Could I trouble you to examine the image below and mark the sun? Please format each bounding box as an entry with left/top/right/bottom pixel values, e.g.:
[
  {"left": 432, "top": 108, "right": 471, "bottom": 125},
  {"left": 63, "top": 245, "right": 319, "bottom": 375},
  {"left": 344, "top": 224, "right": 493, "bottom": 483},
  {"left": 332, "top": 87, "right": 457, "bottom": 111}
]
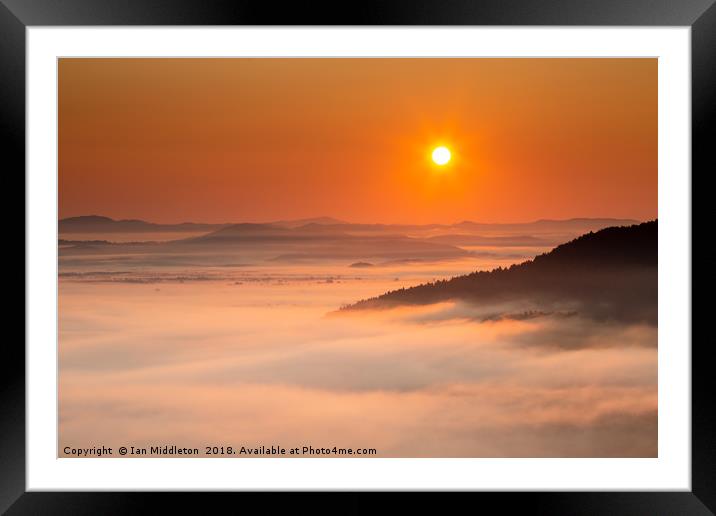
[{"left": 432, "top": 146, "right": 451, "bottom": 166}]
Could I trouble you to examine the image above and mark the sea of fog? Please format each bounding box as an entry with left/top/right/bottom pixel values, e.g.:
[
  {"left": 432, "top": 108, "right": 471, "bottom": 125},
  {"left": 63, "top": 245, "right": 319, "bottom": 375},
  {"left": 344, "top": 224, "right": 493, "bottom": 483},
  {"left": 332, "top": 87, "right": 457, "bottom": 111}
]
[{"left": 59, "top": 254, "right": 657, "bottom": 457}]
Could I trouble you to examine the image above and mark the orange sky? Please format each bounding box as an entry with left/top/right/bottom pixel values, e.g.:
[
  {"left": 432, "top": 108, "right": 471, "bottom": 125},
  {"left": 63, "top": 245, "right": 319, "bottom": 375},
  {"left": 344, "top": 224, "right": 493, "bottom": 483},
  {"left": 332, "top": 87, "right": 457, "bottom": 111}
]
[{"left": 59, "top": 58, "right": 657, "bottom": 224}]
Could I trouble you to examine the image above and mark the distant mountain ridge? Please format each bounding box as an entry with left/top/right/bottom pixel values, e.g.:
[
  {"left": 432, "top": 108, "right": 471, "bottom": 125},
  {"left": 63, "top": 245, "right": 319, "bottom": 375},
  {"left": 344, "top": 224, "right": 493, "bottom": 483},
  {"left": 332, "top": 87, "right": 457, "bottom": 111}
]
[
  {"left": 59, "top": 215, "right": 229, "bottom": 233},
  {"left": 58, "top": 217, "right": 470, "bottom": 265},
  {"left": 269, "top": 217, "right": 347, "bottom": 228},
  {"left": 60, "top": 215, "right": 640, "bottom": 237},
  {"left": 453, "top": 218, "right": 640, "bottom": 233},
  {"left": 190, "top": 222, "right": 350, "bottom": 242},
  {"left": 342, "top": 221, "right": 657, "bottom": 324},
  {"left": 59, "top": 216, "right": 654, "bottom": 288}
]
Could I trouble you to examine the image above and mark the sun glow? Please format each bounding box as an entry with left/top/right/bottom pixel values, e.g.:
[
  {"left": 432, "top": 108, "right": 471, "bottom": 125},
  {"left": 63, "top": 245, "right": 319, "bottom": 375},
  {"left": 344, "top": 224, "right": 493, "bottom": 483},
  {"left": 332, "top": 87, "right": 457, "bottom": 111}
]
[{"left": 432, "top": 146, "right": 451, "bottom": 166}]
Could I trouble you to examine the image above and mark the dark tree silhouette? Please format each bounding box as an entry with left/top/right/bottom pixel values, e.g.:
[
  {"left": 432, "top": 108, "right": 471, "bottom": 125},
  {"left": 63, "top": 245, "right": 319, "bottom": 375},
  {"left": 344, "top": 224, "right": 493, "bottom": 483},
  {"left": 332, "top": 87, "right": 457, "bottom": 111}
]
[{"left": 342, "top": 221, "right": 658, "bottom": 325}]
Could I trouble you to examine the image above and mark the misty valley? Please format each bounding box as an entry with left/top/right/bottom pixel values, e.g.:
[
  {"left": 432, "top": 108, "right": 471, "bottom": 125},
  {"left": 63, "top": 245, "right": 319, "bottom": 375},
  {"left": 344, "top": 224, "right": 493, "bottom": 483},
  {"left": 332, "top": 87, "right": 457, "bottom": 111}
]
[{"left": 59, "top": 216, "right": 657, "bottom": 457}]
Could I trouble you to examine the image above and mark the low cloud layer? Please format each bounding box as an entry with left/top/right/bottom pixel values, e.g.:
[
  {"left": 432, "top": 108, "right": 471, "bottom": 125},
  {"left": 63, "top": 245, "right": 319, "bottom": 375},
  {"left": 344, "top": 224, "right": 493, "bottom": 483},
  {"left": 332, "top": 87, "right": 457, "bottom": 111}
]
[{"left": 60, "top": 263, "right": 657, "bottom": 457}]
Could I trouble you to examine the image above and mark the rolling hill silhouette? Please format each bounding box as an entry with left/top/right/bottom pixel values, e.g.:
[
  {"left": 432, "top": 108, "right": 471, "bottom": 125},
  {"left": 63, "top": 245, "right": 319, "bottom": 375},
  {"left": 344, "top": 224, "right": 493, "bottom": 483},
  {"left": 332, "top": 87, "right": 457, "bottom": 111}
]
[
  {"left": 58, "top": 219, "right": 470, "bottom": 265},
  {"left": 59, "top": 215, "right": 228, "bottom": 233},
  {"left": 269, "top": 216, "right": 347, "bottom": 228},
  {"left": 58, "top": 215, "right": 648, "bottom": 269},
  {"left": 342, "top": 221, "right": 657, "bottom": 324},
  {"left": 60, "top": 215, "right": 637, "bottom": 242},
  {"left": 179, "top": 222, "right": 469, "bottom": 262},
  {"left": 453, "top": 217, "right": 639, "bottom": 233}
]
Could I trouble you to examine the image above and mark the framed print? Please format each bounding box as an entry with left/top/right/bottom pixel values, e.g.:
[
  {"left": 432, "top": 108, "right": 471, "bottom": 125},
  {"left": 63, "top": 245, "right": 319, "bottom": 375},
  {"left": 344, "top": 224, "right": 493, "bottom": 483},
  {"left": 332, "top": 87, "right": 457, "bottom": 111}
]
[{"left": 4, "top": 0, "right": 713, "bottom": 513}]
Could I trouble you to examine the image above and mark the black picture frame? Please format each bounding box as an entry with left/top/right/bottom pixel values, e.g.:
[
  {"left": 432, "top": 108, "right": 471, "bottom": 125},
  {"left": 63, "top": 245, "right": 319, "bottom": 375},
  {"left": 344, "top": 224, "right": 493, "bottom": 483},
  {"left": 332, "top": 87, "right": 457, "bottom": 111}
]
[{"left": 4, "top": 1, "right": 712, "bottom": 513}]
